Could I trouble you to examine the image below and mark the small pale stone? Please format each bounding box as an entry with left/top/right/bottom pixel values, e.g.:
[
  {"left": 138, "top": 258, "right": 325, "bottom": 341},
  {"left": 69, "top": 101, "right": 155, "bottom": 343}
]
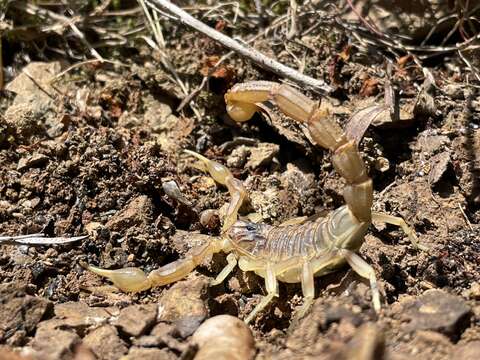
[
  {"left": 115, "top": 304, "right": 157, "bottom": 337},
  {"left": 83, "top": 325, "right": 127, "bottom": 360},
  {"left": 158, "top": 277, "right": 208, "bottom": 323},
  {"left": 402, "top": 289, "right": 471, "bottom": 339},
  {"left": 124, "top": 347, "right": 176, "bottom": 360},
  {"left": 192, "top": 315, "right": 255, "bottom": 360}
]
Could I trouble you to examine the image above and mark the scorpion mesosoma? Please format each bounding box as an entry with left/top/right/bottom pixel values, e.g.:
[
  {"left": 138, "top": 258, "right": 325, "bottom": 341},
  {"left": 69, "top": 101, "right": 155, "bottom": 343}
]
[{"left": 87, "top": 81, "right": 425, "bottom": 324}]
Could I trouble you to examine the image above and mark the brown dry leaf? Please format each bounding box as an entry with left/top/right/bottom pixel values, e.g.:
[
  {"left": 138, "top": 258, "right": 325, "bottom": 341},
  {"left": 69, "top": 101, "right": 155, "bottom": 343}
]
[
  {"left": 200, "top": 56, "right": 235, "bottom": 81},
  {"left": 397, "top": 54, "right": 413, "bottom": 68},
  {"left": 359, "top": 77, "right": 380, "bottom": 97}
]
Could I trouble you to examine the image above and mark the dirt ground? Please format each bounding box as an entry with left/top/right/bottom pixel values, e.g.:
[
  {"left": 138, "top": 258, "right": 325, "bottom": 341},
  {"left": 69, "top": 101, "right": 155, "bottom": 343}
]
[{"left": 1, "top": 2, "right": 480, "bottom": 360}]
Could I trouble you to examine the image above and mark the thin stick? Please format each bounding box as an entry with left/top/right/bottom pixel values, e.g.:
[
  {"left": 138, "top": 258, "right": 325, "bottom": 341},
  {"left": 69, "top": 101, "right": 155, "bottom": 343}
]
[
  {"left": 0, "top": 36, "right": 3, "bottom": 90},
  {"left": 146, "top": 0, "right": 333, "bottom": 95},
  {"left": 458, "top": 202, "right": 474, "bottom": 231}
]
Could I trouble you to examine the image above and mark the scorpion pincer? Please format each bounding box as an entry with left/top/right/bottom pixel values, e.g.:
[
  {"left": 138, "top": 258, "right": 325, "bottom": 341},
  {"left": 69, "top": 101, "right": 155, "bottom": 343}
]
[{"left": 86, "top": 81, "right": 426, "bottom": 324}]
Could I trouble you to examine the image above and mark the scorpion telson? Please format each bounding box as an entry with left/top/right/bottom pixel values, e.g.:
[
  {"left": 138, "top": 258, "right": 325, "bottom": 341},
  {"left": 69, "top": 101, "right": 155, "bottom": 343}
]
[{"left": 86, "top": 81, "right": 427, "bottom": 324}]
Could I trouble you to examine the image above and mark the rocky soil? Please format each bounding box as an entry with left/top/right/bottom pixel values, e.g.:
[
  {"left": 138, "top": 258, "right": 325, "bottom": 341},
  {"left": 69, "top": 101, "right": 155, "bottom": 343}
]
[{"left": 1, "top": 2, "right": 480, "bottom": 359}]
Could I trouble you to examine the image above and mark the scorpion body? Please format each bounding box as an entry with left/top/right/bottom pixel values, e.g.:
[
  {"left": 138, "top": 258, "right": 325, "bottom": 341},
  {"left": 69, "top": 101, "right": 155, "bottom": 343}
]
[{"left": 87, "top": 81, "right": 424, "bottom": 324}]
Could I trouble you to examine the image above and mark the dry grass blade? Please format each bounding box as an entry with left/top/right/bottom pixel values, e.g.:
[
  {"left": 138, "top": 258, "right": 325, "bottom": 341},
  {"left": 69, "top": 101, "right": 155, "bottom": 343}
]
[
  {"left": 345, "top": 105, "right": 388, "bottom": 145},
  {"left": 0, "top": 233, "right": 88, "bottom": 246}
]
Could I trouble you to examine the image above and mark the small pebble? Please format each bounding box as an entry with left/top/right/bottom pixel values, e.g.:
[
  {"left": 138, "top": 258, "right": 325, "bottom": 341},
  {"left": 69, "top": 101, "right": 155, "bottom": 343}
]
[{"left": 192, "top": 315, "right": 255, "bottom": 360}]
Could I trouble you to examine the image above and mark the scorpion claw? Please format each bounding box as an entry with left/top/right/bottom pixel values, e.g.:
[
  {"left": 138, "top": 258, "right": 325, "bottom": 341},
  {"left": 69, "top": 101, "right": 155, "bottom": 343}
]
[{"left": 83, "top": 263, "right": 151, "bottom": 293}]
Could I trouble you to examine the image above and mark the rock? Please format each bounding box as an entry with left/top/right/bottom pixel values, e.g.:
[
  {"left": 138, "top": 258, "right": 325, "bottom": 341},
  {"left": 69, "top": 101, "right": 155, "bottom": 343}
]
[
  {"left": 226, "top": 145, "right": 249, "bottom": 168},
  {"left": 17, "top": 153, "right": 49, "bottom": 171},
  {"left": 416, "top": 132, "right": 450, "bottom": 155},
  {"left": 4, "top": 62, "right": 61, "bottom": 142},
  {"left": 141, "top": 95, "right": 194, "bottom": 152},
  {"left": 124, "top": 348, "right": 176, "bottom": 360},
  {"left": 83, "top": 325, "right": 127, "bottom": 360},
  {"left": 52, "top": 302, "right": 116, "bottom": 329},
  {"left": 343, "top": 323, "right": 385, "bottom": 360},
  {"left": 133, "top": 322, "right": 187, "bottom": 353},
  {"left": 143, "top": 98, "right": 173, "bottom": 133},
  {"left": 192, "top": 315, "right": 255, "bottom": 360},
  {"left": 462, "top": 282, "right": 480, "bottom": 300},
  {"left": 0, "top": 282, "right": 52, "bottom": 343},
  {"left": 32, "top": 327, "right": 80, "bottom": 360},
  {"left": 402, "top": 289, "right": 471, "bottom": 339},
  {"left": 172, "top": 316, "right": 204, "bottom": 338},
  {"left": 162, "top": 180, "right": 191, "bottom": 206},
  {"left": 106, "top": 195, "right": 153, "bottom": 231},
  {"left": 0, "top": 346, "right": 32, "bottom": 360},
  {"left": 428, "top": 151, "right": 451, "bottom": 186},
  {"left": 114, "top": 304, "right": 157, "bottom": 337},
  {"left": 245, "top": 142, "right": 279, "bottom": 169},
  {"left": 6, "top": 62, "right": 61, "bottom": 107},
  {"left": 158, "top": 277, "right": 208, "bottom": 323},
  {"left": 452, "top": 341, "right": 480, "bottom": 360}
]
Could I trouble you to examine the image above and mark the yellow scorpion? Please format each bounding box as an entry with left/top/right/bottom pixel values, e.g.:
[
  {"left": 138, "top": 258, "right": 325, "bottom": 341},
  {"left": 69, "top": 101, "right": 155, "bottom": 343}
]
[{"left": 87, "top": 81, "right": 425, "bottom": 324}]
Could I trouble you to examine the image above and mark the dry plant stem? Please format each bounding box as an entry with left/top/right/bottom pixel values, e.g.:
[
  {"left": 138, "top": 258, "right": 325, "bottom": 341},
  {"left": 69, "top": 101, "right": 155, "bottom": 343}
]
[
  {"left": 0, "top": 36, "right": 3, "bottom": 90},
  {"left": 287, "top": 0, "right": 299, "bottom": 40},
  {"left": 146, "top": 0, "right": 334, "bottom": 95}
]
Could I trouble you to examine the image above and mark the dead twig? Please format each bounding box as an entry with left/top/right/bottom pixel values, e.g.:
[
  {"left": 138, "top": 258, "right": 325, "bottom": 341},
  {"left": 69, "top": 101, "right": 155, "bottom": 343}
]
[
  {"left": 0, "top": 36, "right": 3, "bottom": 90},
  {"left": 458, "top": 202, "right": 474, "bottom": 231},
  {"left": 146, "top": 0, "right": 334, "bottom": 95}
]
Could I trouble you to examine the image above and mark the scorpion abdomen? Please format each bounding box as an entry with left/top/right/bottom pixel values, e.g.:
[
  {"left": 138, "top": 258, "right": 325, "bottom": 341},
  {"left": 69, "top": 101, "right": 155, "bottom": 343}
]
[{"left": 227, "top": 206, "right": 369, "bottom": 262}]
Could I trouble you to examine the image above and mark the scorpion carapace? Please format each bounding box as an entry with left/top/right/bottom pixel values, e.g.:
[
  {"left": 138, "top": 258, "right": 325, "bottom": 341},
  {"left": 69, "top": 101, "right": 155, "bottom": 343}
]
[{"left": 86, "top": 81, "right": 426, "bottom": 324}]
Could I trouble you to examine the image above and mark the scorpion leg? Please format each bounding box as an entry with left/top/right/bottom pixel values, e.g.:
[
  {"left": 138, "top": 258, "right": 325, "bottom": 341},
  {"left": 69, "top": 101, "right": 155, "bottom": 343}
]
[
  {"left": 245, "top": 263, "right": 278, "bottom": 324},
  {"left": 184, "top": 150, "right": 247, "bottom": 233},
  {"left": 297, "top": 261, "right": 315, "bottom": 319},
  {"left": 340, "top": 249, "right": 381, "bottom": 312},
  {"left": 211, "top": 253, "right": 237, "bottom": 286},
  {"left": 291, "top": 253, "right": 339, "bottom": 324},
  {"left": 86, "top": 239, "right": 223, "bottom": 292},
  {"left": 372, "top": 212, "right": 429, "bottom": 251}
]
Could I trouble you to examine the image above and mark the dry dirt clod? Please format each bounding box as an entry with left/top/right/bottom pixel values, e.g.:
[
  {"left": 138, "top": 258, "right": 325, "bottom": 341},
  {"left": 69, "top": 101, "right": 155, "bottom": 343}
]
[
  {"left": 342, "top": 323, "right": 385, "bottom": 360},
  {"left": 5, "top": 62, "right": 61, "bottom": 106},
  {"left": 17, "top": 153, "right": 49, "bottom": 171},
  {"left": 83, "top": 325, "right": 128, "bottom": 360},
  {"left": 245, "top": 142, "right": 280, "bottom": 169},
  {"left": 172, "top": 316, "right": 205, "bottom": 339},
  {"left": 122, "top": 347, "right": 177, "bottom": 360},
  {"left": 452, "top": 341, "right": 480, "bottom": 360},
  {"left": 157, "top": 277, "right": 208, "bottom": 323},
  {"left": 52, "top": 302, "right": 117, "bottom": 329},
  {"left": 192, "top": 315, "right": 255, "bottom": 360},
  {"left": 32, "top": 327, "right": 80, "bottom": 360},
  {"left": 114, "top": 304, "right": 158, "bottom": 338},
  {"left": 428, "top": 151, "right": 451, "bottom": 186},
  {"left": 0, "top": 283, "right": 52, "bottom": 344},
  {"left": 401, "top": 289, "right": 472, "bottom": 339},
  {"left": 105, "top": 195, "right": 154, "bottom": 232}
]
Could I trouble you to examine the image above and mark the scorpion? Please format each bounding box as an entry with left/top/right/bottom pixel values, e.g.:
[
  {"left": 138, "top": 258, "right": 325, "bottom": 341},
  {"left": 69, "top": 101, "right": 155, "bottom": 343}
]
[{"left": 86, "top": 81, "right": 425, "bottom": 324}]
